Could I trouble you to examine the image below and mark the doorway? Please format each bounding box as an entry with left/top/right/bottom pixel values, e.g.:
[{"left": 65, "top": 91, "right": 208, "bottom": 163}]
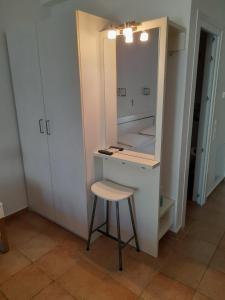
[{"left": 187, "top": 29, "right": 217, "bottom": 206}]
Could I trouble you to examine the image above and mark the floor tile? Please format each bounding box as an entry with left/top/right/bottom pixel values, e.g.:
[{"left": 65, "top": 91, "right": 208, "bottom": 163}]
[
  {"left": 189, "top": 207, "right": 225, "bottom": 229},
  {"left": 155, "top": 235, "right": 176, "bottom": 267},
  {"left": 160, "top": 252, "right": 206, "bottom": 288},
  {"left": 204, "top": 196, "right": 225, "bottom": 215},
  {"left": 192, "top": 292, "right": 212, "bottom": 300},
  {"left": 141, "top": 273, "right": 194, "bottom": 300},
  {"left": 2, "top": 180, "right": 225, "bottom": 300},
  {"left": 33, "top": 282, "right": 74, "bottom": 300},
  {"left": 186, "top": 219, "right": 225, "bottom": 245},
  {"left": 167, "top": 217, "right": 193, "bottom": 240},
  {"left": 61, "top": 236, "right": 86, "bottom": 255},
  {"left": 210, "top": 248, "right": 225, "bottom": 274},
  {"left": 80, "top": 236, "right": 119, "bottom": 272},
  {"left": 0, "top": 265, "right": 52, "bottom": 300},
  {"left": 17, "top": 233, "right": 58, "bottom": 261},
  {"left": 0, "top": 291, "right": 6, "bottom": 300},
  {"left": 110, "top": 253, "right": 159, "bottom": 295},
  {"left": 6, "top": 218, "right": 40, "bottom": 247},
  {"left": 35, "top": 245, "right": 78, "bottom": 279},
  {"left": 0, "top": 249, "right": 31, "bottom": 284},
  {"left": 81, "top": 236, "right": 159, "bottom": 295},
  {"left": 198, "top": 268, "right": 225, "bottom": 300},
  {"left": 16, "top": 211, "right": 53, "bottom": 232},
  {"left": 58, "top": 257, "right": 137, "bottom": 299},
  {"left": 218, "top": 233, "right": 225, "bottom": 250},
  {"left": 172, "top": 237, "right": 216, "bottom": 265},
  {"left": 41, "top": 222, "right": 75, "bottom": 243}
]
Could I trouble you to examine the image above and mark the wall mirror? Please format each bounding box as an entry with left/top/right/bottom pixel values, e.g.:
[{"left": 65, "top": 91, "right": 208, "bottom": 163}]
[
  {"left": 101, "top": 18, "right": 168, "bottom": 162},
  {"left": 116, "top": 28, "right": 159, "bottom": 157}
]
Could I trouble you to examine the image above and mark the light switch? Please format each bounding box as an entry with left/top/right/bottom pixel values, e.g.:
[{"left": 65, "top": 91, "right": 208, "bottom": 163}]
[{"left": 222, "top": 92, "right": 225, "bottom": 99}]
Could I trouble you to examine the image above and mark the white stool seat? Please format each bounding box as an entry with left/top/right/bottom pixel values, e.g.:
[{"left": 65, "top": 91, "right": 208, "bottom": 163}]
[{"left": 91, "top": 180, "right": 134, "bottom": 201}]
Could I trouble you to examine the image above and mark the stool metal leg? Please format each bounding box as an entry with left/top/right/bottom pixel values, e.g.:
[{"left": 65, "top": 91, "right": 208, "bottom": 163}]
[
  {"left": 116, "top": 202, "right": 123, "bottom": 271},
  {"left": 86, "top": 196, "right": 98, "bottom": 251},
  {"left": 106, "top": 200, "right": 109, "bottom": 235},
  {"left": 128, "top": 197, "right": 140, "bottom": 252}
]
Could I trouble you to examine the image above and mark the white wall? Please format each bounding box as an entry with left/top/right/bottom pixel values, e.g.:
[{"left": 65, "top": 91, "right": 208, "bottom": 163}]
[
  {"left": 179, "top": 0, "right": 225, "bottom": 226},
  {"left": 117, "top": 28, "right": 158, "bottom": 118},
  {"left": 0, "top": 0, "right": 191, "bottom": 222},
  {"left": 52, "top": 0, "right": 191, "bottom": 25}
]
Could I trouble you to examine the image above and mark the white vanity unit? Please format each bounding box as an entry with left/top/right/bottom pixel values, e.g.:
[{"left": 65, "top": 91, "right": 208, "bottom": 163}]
[
  {"left": 96, "top": 17, "right": 185, "bottom": 256},
  {"left": 95, "top": 151, "right": 162, "bottom": 256},
  {"left": 7, "top": 8, "right": 185, "bottom": 256},
  {"left": 94, "top": 151, "right": 174, "bottom": 257}
]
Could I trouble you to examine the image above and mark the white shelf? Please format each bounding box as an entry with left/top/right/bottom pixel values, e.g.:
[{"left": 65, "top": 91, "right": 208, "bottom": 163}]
[
  {"left": 158, "top": 197, "right": 174, "bottom": 240},
  {"left": 158, "top": 214, "right": 173, "bottom": 240},
  {"left": 159, "top": 197, "right": 174, "bottom": 218}
]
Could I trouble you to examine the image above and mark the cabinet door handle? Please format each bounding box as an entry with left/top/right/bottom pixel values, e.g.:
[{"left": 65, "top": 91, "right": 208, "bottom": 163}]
[
  {"left": 46, "top": 120, "right": 51, "bottom": 135},
  {"left": 39, "top": 119, "right": 45, "bottom": 134}
]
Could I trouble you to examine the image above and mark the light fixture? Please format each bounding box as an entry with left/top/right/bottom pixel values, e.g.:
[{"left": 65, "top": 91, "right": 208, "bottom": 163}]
[
  {"left": 107, "top": 21, "right": 142, "bottom": 44},
  {"left": 123, "top": 27, "right": 133, "bottom": 38},
  {"left": 107, "top": 28, "right": 117, "bottom": 40},
  {"left": 140, "top": 31, "right": 149, "bottom": 42},
  {"left": 125, "top": 35, "right": 133, "bottom": 43}
]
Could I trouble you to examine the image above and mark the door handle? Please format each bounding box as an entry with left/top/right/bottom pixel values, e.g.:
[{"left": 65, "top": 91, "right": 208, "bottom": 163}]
[
  {"left": 39, "top": 119, "right": 45, "bottom": 134},
  {"left": 46, "top": 120, "right": 51, "bottom": 135}
]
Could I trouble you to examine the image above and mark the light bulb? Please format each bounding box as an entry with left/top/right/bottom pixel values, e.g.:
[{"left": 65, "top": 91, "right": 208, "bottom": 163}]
[
  {"left": 125, "top": 34, "right": 133, "bottom": 43},
  {"left": 107, "top": 29, "right": 117, "bottom": 40},
  {"left": 140, "top": 31, "right": 149, "bottom": 42},
  {"left": 123, "top": 27, "right": 133, "bottom": 38}
]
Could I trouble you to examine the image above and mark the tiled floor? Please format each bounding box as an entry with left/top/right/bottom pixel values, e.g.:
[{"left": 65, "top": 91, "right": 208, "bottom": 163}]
[{"left": 1, "top": 182, "right": 225, "bottom": 299}]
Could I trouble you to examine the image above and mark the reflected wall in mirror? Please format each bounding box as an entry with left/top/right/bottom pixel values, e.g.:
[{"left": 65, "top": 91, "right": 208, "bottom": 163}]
[{"left": 116, "top": 28, "right": 159, "bottom": 156}]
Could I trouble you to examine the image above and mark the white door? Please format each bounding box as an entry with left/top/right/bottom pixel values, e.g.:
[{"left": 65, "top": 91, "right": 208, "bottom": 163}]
[
  {"left": 37, "top": 14, "right": 88, "bottom": 238},
  {"left": 193, "top": 32, "right": 217, "bottom": 205},
  {"left": 7, "top": 27, "right": 55, "bottom": 220}
]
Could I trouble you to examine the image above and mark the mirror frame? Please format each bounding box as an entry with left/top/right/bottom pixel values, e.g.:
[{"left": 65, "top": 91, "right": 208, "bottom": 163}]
[{"left": 100, "top": 17, "right": 168, "bottom": 162}]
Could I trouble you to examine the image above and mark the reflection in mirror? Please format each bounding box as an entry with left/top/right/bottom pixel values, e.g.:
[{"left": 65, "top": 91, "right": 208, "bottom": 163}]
[{"left": 116, "top": 28, "right": 159, "bottom": 156}]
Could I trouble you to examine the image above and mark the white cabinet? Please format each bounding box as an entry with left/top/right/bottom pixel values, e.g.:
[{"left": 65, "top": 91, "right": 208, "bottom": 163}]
[
  {"left": 7, "top": 26, "right": 55, "bottom": 221},
  {"left": 37, "top": 14, "right": 88, "bottom": 237},
  {"left": 7, "top": 15, "right": 88, "bottom": 236},
  {"left": 7, "top": 11, "right": 111, "bottom": 239}
]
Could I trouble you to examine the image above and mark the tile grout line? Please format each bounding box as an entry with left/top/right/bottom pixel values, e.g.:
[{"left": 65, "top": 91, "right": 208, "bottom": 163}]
[
  {"left": 192, "top": 227, "right": 225, "bottom": 298},
  {"left": 0, "top": 289, "right": 9, "bottom": 300}
]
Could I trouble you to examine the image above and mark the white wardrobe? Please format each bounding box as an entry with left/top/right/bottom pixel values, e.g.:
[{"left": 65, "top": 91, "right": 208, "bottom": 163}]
[{"left": 7, "top": 11, "right": 110, "bottom": 238}]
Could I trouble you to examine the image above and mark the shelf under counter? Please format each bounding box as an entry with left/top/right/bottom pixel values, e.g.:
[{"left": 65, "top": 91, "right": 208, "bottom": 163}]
[
  {"left": 159, "top": 197, "right": 174, "bottom": 218},
  {"left": 94, "top": 150, "right": 160, "bottom": 170},
  {"left": 158, "top": 197, "right": 174, "bottom": 240}
]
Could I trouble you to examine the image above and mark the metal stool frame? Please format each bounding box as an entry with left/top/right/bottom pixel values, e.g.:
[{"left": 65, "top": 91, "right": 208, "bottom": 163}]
[{"left": 86, "top": 195, "right": 140, "bottom": 271}]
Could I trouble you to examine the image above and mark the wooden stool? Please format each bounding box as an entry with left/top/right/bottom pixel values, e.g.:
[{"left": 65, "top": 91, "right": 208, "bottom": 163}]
[
  {"left": 0, "top": 203, "right": 9, "bottom": 253},
  {"left": 86, "top": 180, "right": 140, "bottom": 271}
]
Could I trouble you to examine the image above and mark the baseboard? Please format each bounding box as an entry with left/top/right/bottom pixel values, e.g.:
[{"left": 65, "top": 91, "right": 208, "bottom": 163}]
[{"left": 5, "top": 207, "right": 28, "bottom": 221}]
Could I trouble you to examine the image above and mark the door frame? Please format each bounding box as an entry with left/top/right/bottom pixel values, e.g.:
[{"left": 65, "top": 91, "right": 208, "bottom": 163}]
[
  {"left": 181, "top": 11, "right": 222, "bottom": 224},
  {"left": 193, "top": 29, "right": 219, "bottom": 206}
]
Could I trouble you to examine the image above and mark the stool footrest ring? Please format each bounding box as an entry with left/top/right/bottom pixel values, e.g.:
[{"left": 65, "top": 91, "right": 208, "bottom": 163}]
[
  {"left": 97, "top": 227, "right": 135, "bottom": 249},
  {"left": 91, "top": 221, "right": 107, "bottom": 234}
]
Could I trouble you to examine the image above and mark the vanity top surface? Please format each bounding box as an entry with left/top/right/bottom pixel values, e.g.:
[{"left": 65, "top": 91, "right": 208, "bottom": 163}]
[{"left": 94, "top": 151, "right": 160, "bottom": 169}]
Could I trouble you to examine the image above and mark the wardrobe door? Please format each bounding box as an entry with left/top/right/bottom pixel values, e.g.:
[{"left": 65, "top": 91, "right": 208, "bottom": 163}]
[
  {"left": 37, "top": 14, "right": 88, "bottom": 238},
  {"left": 7, "top": 26, "right": 54, "bottom": 220}
]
